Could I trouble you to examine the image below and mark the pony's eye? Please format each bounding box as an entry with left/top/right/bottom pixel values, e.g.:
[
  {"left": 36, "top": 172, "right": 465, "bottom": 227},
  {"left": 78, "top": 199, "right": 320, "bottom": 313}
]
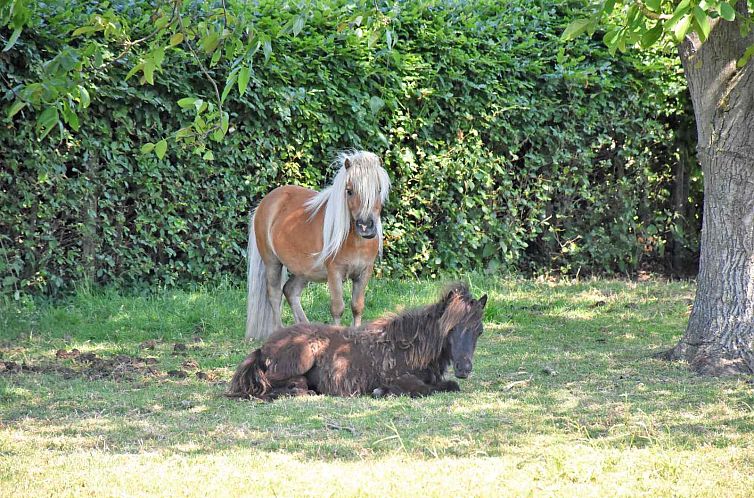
[{"left": 346, "top": 189, "right": 354, "bottom": 196}]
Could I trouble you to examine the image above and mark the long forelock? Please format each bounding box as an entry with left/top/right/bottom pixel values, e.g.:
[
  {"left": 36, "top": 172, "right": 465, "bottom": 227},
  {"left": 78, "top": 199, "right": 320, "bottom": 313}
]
[{"left": 304, "top": 151, "right": 390, "bottom": 265}]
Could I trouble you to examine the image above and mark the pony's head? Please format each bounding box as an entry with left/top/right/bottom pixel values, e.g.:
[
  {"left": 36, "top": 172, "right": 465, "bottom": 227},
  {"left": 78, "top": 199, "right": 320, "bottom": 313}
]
[
  {"left": 440, "top": 283, "right": 487, "bottom": 379},
  {"left": 305, "top": 151, "right": 391, "bottom": 265}
]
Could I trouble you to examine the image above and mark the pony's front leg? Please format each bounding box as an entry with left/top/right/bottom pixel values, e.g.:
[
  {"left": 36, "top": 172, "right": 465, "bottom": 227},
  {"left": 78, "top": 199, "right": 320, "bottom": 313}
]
[
  {"left": 283, "top": 274, "right": 310, "bottom": 323},
  {"left": 326, "top": 269, "right": 345, "bottom": 325},
  {"left": 372, "top": 374, "right": 435, "bottom": 398},
  {"left": 350, "top": 265, "right": 373, "bottom": 327}
]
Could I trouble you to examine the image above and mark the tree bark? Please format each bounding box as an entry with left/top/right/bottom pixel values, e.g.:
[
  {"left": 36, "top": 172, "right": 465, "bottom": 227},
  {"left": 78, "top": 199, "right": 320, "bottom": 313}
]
[{"left": 666, "top": 7, "right": 754, "bottom": 375}]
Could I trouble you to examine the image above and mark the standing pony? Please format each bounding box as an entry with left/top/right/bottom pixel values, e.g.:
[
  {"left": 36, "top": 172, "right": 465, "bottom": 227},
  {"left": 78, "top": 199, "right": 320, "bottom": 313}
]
[{"left": 246, "top": 151, "right": 390, "bottom": 339}]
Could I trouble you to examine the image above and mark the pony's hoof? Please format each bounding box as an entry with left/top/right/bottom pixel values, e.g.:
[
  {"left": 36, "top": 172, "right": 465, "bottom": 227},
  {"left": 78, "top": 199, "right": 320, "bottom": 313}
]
[{"left": 372, "top": 388, "right": 386, "bottom": 398}]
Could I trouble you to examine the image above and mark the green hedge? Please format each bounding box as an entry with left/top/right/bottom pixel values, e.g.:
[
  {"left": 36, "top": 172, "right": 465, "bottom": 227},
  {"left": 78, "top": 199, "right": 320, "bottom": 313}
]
[{"left": 0, "top": 0, "right": 699, "bottom": 296}]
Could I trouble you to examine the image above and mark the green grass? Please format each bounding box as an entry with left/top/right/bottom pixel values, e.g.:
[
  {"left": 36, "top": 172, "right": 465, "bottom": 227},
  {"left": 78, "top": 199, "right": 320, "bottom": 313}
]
[{"left": 2, "top": 276, "right": 754, "bottom": 497}]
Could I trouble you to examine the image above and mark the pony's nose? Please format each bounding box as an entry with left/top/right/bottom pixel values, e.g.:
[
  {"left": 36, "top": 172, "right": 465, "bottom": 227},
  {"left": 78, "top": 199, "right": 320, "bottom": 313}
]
[
  {"left": 355, "top": 218, "right": 377, "bottom": 238},
  {"left": 357, "top": 218, "right": 374, "bottom": 230},
  {"left": 454, "top": 360, "right": 472, "bottom": 378}
]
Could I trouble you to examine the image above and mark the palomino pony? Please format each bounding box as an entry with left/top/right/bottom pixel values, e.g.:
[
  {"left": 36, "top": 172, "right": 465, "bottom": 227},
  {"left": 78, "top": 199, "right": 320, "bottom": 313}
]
[
  {"left": 246, "top": 151, "right": 390, "bottom": 339},
  {"left": 228, "top": 282, "right": 487, "bottom": 400}
]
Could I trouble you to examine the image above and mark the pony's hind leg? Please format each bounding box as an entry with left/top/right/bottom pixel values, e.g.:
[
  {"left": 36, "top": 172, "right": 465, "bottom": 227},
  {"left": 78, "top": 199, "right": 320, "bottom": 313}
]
[
  {"left": 265, "top": 260, "right": 285, "bottom": 329},
  {"left": 283, "top": 274, "right": 310, "bottom": 323},
  {"left": 269, "top": 375, "right": 316, "bottom": 399}
]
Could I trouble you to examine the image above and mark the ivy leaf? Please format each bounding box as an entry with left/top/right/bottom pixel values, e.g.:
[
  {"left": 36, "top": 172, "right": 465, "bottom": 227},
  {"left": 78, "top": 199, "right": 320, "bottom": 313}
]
[
  {"left": 140, "top": 142, "right": 155, "bottom": 154},
  {"left": 154, "top": 139, "right": 167, "bottom": 159},
  {"left": 263, "top": 39, "right": 272, "bottom": 61},
  {"left": 369, "top": 96, "right": 385, "bottom": 114},
  {"left": 292, "top": 16, "right": 305, "bottom": 36}
]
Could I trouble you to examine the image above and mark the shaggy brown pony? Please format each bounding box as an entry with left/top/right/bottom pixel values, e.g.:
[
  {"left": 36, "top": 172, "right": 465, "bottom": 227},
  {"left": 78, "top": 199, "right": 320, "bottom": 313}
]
[{"left": 227, "top": 282, "right": 487, "bottom": 400}]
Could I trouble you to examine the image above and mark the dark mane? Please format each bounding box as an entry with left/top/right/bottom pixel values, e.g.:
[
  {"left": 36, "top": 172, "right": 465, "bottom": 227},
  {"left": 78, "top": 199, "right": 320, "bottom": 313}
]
[{"left": 367, "top": 282, "right": 474, "bottom": 370}]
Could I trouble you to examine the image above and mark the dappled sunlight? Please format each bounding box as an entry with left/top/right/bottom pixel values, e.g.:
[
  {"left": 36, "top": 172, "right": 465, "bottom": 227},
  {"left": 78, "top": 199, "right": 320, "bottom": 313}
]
[{"left": 6, "top": 278, "right": 754, "bottom": 495}]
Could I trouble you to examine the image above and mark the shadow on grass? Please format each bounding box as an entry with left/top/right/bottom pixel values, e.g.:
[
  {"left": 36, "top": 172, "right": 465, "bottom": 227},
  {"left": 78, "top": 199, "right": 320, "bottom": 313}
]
[{"left": 2, "top": 278, "right": 751, "bottom": 462}]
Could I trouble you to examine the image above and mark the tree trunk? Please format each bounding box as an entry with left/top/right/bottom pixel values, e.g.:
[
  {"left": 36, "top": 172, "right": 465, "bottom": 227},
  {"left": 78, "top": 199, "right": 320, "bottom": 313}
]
[{"left": 666, "top": 8, "right": 754, "bottom": 375}]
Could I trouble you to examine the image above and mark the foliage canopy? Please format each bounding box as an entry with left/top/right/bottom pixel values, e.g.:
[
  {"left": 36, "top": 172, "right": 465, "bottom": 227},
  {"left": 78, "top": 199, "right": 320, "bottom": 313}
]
[{"left": 1, "top": 0, "right": 697, "bottom": 295}]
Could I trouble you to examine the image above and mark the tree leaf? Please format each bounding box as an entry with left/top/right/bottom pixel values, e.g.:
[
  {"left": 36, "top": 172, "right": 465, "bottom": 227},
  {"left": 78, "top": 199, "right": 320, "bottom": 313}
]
[
  {"left": 672, "top": 14, "right": 692, "bottom": 42},
  {"left": 238, "top": 66, "right": 251, "bottom": 97},
  {"left": 125, "top": 63, "right": 143, "bottom": 81},
  {"left": 140, "top": 142, "right": 155, "bottom": 154},
  {"left": 71, "top": 25, "right": 98, "bottom": 37},
  {"left": 665, "top": 0, "right": 691, "bottom": 32},
  {"left": 36, "top": 107, "right": 59, "bottom": 140},
  {"left": 221, "top": 74, "right": 237, "bottom": 104},
  {"left": 201, "top": 32, "right": 220, "bottom": 54},
  {"left": 719, "top": 2, "right": 736, "bottom": 22},
  {"left": 561, "top": 18, "right": 591, "bottom": 41},
  {"left": 737, "top": 44, "right": 754, "bottom": 68},
  {"left": 62, "top": 103, "right": 80, "bottom": 131},
  {"left": 6, "top": 100, "right": 26, "bottom": 120},
  {"left": 169, "top": 32, "right": 184, "bottom": 47},
  {"left": 3, "top": 27, "right": 22, "bottom": 52},
  {"left": 692, "top": 7, "right": 710, "bottom": 40},
  {"left": 143, "top": 59, "right": 155, "bottom": 85},
  {"left": 154, "top": 139, "right": 167, "bottom": 159},
  {"left": 78, "top": 86, "right": 90, "bottom": 108},
  {"left": 220, "top": 111, "right": 229, "bottom": 134},
  {"left": 177, "top": 97, "right": 197, "bottom": 109},
  {"left": 645, "top": 0, "right": 661, "bottom": 12},
  {"left": 640, "top": 23, "right": 664, "bottom": 48}
]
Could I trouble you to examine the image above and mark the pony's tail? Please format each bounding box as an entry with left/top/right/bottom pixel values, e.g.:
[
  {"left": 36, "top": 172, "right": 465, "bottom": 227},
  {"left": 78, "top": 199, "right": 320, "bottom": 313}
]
[
  {"left": 226, "top": 349, "right": 272, "bottom": 400},
  {"left": 245, "top": 211, "right": 281, "bottom": 339}
]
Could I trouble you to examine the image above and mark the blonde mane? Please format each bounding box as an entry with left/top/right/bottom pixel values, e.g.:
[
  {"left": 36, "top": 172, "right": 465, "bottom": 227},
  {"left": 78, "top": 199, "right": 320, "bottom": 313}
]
[{"left": 304, "top": 151, "right": 390, "bottom": 266}]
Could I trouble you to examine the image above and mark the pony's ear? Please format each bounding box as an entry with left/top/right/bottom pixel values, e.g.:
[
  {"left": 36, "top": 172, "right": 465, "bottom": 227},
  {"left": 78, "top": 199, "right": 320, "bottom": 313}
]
[
  {"left": 478, "top": 294, "right": 488, "bottom": 308},
  {"left": 344, "top": 158, "right": 352, "bottom": 170}
]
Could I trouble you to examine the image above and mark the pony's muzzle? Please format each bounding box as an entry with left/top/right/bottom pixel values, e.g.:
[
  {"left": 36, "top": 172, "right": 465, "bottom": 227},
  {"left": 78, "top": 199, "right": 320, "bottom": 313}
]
[
  {"left": 355, "top": 217, "right": 377, "bottom": 239},
  {"left": 453, "top": 360, "right": 473, "bottom": 379}
]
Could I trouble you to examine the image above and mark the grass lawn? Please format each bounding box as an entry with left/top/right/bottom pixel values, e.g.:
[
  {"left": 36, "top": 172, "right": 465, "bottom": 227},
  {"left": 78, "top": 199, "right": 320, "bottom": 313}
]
[{"left": 1, "top": 276, "right": 753, "bottom": 497}]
